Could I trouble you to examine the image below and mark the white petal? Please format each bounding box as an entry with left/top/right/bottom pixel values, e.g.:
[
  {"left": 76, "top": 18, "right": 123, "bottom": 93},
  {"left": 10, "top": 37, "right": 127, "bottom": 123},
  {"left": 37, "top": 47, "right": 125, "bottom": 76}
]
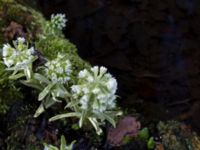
[
  {"left": 91, "top": 66, "right": 99, "bottom": 74},
  {"left": 17, "top": 37, "right": 25, "bottom": 43},
  {"left": 78, "top": 69, "right": 87, "bottom": 78},
  {"left": 100, "top": 66, "right": 107, "bottom": 75}
]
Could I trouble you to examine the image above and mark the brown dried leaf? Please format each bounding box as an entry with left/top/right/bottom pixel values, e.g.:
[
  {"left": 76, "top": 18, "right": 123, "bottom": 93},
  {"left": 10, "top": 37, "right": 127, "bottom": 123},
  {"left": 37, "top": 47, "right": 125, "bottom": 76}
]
[
  {"left": 192, "top": 135, "right": 200, "bottom": 150},
  {"left": 180, "top": 124, "right": 192, "bottom": 138},
  {"left": 2, "top": 21, "right": 26, "bottom": 41},
  {"left": 107, "top": 116, "right": 141, "bottom": 146},
  {"left": 155, "top": 143, "right": 165, "bottom": 150}
]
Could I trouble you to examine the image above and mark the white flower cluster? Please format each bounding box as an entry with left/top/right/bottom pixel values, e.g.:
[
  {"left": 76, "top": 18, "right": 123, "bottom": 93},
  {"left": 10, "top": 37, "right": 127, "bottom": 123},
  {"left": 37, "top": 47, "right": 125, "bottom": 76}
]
[
  {"left": 45, "top": 54, "right": 72, "bottom": 84},
  {"left": 2, "top": 37, "right": 35, "bottom": 69},
  {"left": 71, "top": 66, "right": 117, "bottom": 112},
  {"left": 51, "top": 13, "right": 67, "bottom": 30}
]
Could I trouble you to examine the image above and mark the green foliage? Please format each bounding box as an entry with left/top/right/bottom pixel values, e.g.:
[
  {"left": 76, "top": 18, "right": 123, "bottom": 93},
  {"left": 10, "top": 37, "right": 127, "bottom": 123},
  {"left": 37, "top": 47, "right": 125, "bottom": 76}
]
[
  {"left": 36, "top": 38, "right": 76, "bottom": 59},
  {"left": 0, "top": 62, "right": 23, "bottom": 114},
  {"left": 0, "top": 0, "right": 120, "bottom": 136},
  {"left": 138, "top": 128, "right": 150, "bottom": 141},
  {"left": 35, "top": 36, "right": 90, "bottom": 78},
  {"left": 42, "top": 13, "right": 67, "bottom": 37},
  {"left": 2, "top": 32, "right": 119, "bottom": 135},
  {"left": 157, "top": 121, "right": 189, "bottom": 150},
  {"left": 147, "top": 137, "right": 155, "bottom": 149},
  {"left": 0, "top": 0, "right": 45, "bottom": 42},
  {"left": 5, "top": 104, "right": 42, "bottom": 150},
  {"left": 49, "top": 66, "right": 121, "bottom": 135},
  {"left": 122, "top": 135, "right": 134, "bottom": 145},
  {"left": 2, "top": 37, "right": 37, "bottom": 80},
  {"left": 157, "top": 120, "right": 181, "bottom": 135},
  {"left": 138, "top": 128, "right": 155, "bottom": 149},
  {"left": 44, "top": 135, "right": 75, "bottom": 150}
]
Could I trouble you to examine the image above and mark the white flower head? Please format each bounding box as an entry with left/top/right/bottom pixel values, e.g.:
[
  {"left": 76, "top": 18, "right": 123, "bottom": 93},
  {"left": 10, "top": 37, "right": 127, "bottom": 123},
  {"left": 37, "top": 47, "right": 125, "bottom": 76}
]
[
  {"left": 91, "top": 66, "right": 98, "bottom": 75},
  {"left": 80, "top": 95, "right": 89, "bottom": 109},
  {"left": 71, "top": 85, "right": 81, "bottom": 93},
  {"left": 45, "top": 54, "right": 72, "bottom": 84},
  {"left": 92, "top": 88, "right": 100, "bottom": 94},
  {"left": 100, "top": 66, "right": 107, "bottom": 75},
  {"left": 2, "top": 44, "right": 11, "bottom": 57},
  {"left": 51, "top": 13, "right": 67, "bottom": 30},
  {"left": 28, "top": 47, "right": 35, "bottom": 55},
  {"left": 3, "top": 58, "right": 14, "bottom": 67},
  {"left": 87, "top": 75, "right": 94, "bottom": 82},
  {"left": 78, "top": 69, "right": 88, "bottom": 78},
  {"left": 55, "top": 67, "right": 64, "bottom": 74},
  {"left": 17, "top": 37, "right": 25, "bottom": 43},
  {"left": 72, "top": 66, "right": 118, "bottom": 113},
  {"left": 107, "top": 78, "right": 117, "bottom": 94},
  {"left": 2, "top": 39, "right": 36, "bottom": 69},
  {"left": 82, "top": 87, "right": 89, "bottom": 94}
]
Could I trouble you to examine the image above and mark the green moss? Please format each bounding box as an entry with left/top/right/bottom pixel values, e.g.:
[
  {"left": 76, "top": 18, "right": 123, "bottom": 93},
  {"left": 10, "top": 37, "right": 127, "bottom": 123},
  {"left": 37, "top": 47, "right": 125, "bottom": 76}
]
[
  {"left": 0, "top": 0, "right": 91, "bottom": 116},
  {"left": 6, "top": 104, "right": 43, "bottom": 150},
  {"left": 0, "top": 63, "right": 23, "bottom": 114},
  {"left": 0, "top": 0, "right": 45, "bottom": 45},
  {"left": 0, "top": 1, "right": 92, "bottom": 149},
  {"left": 0, "top": 0, "right": 90, "bottom": 72},
  {"left": 36, "top": 37, "right": 77, "bottom": 59},
  {"left": 157, "top": 121, "right": 194, "bottom": 150},
  {"left": 0, "top": 1, "right": 44, "bottom": 114},
  {"left": 36, "top": 36, "right": 90, "bottom": 75}
]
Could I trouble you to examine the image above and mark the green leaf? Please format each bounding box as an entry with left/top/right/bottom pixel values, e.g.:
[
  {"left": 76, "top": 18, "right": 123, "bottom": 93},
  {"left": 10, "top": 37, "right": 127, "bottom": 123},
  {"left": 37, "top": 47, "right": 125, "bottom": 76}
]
[
  {"left": 147, "top": 137, "right": 155, "bottom": 149},
  {"left": 38, "top": 84, "right": 54, "bottom": 101},
  {"left": 72, "top": 124, "right": 80, "bottom": 130},
  {"left": 34, "top": 103, "right": 45, "bottom": 118},
  {"left": 43, "top": 143, "right": 58, "bottom": 150},
  {"left": 9, "top": 72, "right": 25, "bottom": 80},
  {"left": 88, "top": 117, "right": 102, "bottom": 135},
  {"left": 105, "top": 110, "right": 123, "bottom": 116},
  {"left": 24, "top": 67, "right": 32, "bottom": 79},
  {"left": 34, "top": 73, "right": 50, "bottom": 84},
  {"left": 49, "top": 112, "right": 81, "bottom": 122},
  {"left": 6, "top": 67, "right": 17, "bottom": 71},
  {"left": 122, "top": 135, "right": 133, "bottom": 145},
  {"left": 66, "top": 140, "right": 76, "bottom": 150},
  {"left": 79, "top": 110, "right": 87, "bottom": 128},
  {"left": 51, "top": 90, "right": 62, "bottom": 102},
  {"left": 138, "top": 128, "right": 150, "bottom": 141},
  {"left": 101, "top": 112, "right": 116, "bottom": 128},
  {"left": 59, "top": 85, "right": 71, "bottom": 97},
  {"left": 43, "top": 96, "right": 56, "bottom": 108},
  {"left": 20, "top": 80, "right": 43, "bottom": 90},
  {"left": 65, "top": 100, "right": 79, "bottom": 109},
  {"left": 60, "top": 135, "right": 66, "bottom": 150}
]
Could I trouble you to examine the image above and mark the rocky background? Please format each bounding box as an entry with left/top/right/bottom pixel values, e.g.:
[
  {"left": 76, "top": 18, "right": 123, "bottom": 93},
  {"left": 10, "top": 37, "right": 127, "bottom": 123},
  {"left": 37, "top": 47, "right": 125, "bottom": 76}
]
[{"left": 36, "top": 0, "right": 200, "bottom": 132}]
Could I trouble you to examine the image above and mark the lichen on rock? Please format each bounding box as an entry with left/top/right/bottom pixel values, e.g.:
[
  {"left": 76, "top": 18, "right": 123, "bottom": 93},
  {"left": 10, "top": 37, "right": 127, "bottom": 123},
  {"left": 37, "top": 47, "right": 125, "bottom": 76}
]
[{"left": 157, "top": 121, "right": 200, "bottom": 150}]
